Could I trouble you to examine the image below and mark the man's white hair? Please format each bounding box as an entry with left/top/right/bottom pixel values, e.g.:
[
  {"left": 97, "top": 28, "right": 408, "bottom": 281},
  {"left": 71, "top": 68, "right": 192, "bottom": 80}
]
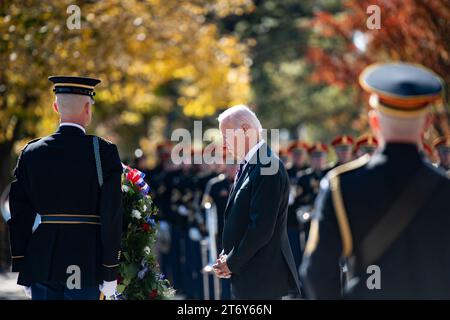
[
  {"left": 218, "top": 104, "right": 262, "bottom": 133},
  {"left": 56, "top": 93, "right": 92, "bottom": 116}
]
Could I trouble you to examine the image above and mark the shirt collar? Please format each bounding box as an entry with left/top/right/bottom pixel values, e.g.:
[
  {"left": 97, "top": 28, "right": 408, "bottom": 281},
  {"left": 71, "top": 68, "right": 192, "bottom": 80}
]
[
  {"left": 243, "top": 139, "right": 265, "bottom": 164},
  {"left": 59, "top": 122, "right": 86, "bottom": 134}
]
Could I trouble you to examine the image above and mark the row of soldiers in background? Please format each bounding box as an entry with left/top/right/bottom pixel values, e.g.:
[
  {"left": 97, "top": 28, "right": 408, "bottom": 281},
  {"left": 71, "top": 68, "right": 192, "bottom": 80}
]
[{"left": 131, "top": 134, "right": 449, "bottom": 299}]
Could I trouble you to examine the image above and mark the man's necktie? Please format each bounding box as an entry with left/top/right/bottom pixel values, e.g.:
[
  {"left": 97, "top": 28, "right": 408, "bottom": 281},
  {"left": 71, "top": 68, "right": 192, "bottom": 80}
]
[{"left": 234, "top": 160, "right": 247, "bottom": 185}]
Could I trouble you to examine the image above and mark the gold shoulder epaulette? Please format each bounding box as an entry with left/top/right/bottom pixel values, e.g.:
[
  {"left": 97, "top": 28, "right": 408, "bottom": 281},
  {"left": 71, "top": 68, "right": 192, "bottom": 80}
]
[
  {"left": 327, "top": 154, "right": 371, "bottom": 179},
  {"left": 328, "top": 154, "right": 370, "bottom": 258}
]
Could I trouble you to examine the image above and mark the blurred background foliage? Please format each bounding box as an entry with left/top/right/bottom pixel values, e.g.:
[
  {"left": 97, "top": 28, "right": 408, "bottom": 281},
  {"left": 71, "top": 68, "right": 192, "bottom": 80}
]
[
  {"left": 1, "top": 0, "right": 449, "bottom": 192},
  {"left": 0, "top": 0, "right": 252, "bottom": 190}
]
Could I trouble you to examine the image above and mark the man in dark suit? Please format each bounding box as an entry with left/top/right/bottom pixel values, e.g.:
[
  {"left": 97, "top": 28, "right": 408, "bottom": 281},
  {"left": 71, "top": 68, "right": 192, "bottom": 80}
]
[
  {"left": 8, "top": 76, "right": 123, "bottom": 300},
  {"left": 300, "top": 62, "right": 450, "bottom": 299},
  {"left": 213, "top": 104, "right": 301, "bottom": 300}
]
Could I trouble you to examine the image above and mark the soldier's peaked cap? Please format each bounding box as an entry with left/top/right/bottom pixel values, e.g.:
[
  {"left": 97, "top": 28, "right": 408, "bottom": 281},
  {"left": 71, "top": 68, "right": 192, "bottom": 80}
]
[
  {"left": 359, "top": 62, "right": 443, "bottom": 117},
  {"left": 48, "top": 76, "right": 101, "bottom": 98}
]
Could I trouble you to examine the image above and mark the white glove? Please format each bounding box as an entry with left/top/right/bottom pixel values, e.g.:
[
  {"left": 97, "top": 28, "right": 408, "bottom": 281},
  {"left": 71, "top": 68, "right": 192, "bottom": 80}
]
[
  {"left": 177, "top": 205, "right": 189, "bottom": 216},
  {"left": 99, "top": 280, "right": 117, "bottom": 298},
  {"left": 22, "top": 286, "right": 32, "bottom": 298},
  {"left": 188, "top": 227, "right": 202, "bottom": 241}
]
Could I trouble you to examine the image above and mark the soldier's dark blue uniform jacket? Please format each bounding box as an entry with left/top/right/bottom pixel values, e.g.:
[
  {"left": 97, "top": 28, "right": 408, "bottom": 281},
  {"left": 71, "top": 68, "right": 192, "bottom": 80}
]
[
  {"left": 296, "top": 168, "right": 327, "bottom": 207},
  {"left": 300, "top": 143, "right": 450, "bottom": 299},
  {"left": 203, "top": 173, "right": 233, "bottom": 252},
  {"left": 8, "top": 125, "right": 123, "bottom": 287}
]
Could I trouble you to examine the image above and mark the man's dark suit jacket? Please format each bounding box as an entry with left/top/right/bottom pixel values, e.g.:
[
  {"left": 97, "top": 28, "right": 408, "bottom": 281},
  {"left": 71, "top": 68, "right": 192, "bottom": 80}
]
[{"left": 222, "top": 142, "right": 301, "bottom": 299}]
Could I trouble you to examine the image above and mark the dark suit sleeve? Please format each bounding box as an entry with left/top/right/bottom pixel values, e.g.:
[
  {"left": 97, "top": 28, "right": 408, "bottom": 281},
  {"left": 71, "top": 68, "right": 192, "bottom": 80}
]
[
  {"left": 226, "top": 169, "right": 282, "bottom": 275},
  {"left": 299, "top": 178, "right": 342, "bottom": 299},
  {"left": 99, "top": 142, "right": 123, "bottom": 281},
  {"left": 8, "top": 148, "right": 37, "bottom": 272}
]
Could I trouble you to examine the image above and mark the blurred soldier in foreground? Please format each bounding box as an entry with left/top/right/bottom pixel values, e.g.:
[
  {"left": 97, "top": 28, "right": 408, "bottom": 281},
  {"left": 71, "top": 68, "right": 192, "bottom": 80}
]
[
  {"left": 434, "top": 136, "right": 450, "bottom": 176},
  {"left": 8, "top": 76, "right": 123, "bottom": 299},
  {"left": 300, "top": 62, "right": 450, "bottom": 299}
]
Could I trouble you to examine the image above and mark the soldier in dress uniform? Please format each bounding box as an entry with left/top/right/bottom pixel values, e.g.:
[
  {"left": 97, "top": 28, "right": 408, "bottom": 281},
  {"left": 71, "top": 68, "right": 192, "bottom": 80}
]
[
  {"left": 286, "top": 141, "right": 310, "bottom": 182},
  {"left": 293, "top": 142, "right": 329, "bottom": 254},
  {"left": 8, "top": 76, "right": 123, "bottom": 300},
  {"left": 300, "top": 62, "right": 450, "bottom": 299},
  {"left": 330, "top": 135, "right": 354, "bottom": 169},
  {"left": 433, "top": 136, "right": 450, "bottom": 176},
  {"left": 202, "top": 163, "right": 236, "bottom": 300},
  {"left": 156, "top": 145, "right": 186, "bottom": 293},
  {"left": 285, "top": 141, "right": 310, "bottom": 278},
  {"left": 278, "top": 147, "right": 290, "bottom": 166},
  {"left": 353, "top": 134, "right": 379, "bottom": 158}
]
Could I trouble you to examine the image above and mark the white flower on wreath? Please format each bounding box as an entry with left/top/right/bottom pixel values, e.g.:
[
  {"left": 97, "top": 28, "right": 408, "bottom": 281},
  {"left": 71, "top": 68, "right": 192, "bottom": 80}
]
[
  {"left": 142, "top": 204, "right": 147, "bottom": 212},
  {"left": 144, "top": 246, "right": 151, "bottom": 255},
  {"left": 131, "top": 209, "right": 142, "bottom": 219},
  {"left": 122, "top": 185, "right": 130, "bottom": 192}
]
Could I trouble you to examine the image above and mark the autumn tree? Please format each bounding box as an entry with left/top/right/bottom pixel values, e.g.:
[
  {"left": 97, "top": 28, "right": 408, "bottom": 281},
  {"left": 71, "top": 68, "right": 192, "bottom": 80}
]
[
  {"left": 307, "top": 0, "right": 450, "bottom": 137},
  {"left": 0, "top": 0, "right": 253, "bottom": 268},
  {"left": 216, "top": 0, "right": 361, "bottom": 142}
]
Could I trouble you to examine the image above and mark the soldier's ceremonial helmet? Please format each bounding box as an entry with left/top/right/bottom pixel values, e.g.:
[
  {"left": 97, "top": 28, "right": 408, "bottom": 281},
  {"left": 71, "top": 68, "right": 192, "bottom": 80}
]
[
  {"left": 359, "top": 62, "right": 444, "bottom": 117},
  {"left": 49, "top": 75, "right": 101, "bottom": 98},
  {"left": 354, "top": 134, "right": 378, "bottom": 154},
  {"left": 331, "top": 135, "right": 354, "bottom": 152},
  {"left": 288, "top": 141, "right": 310, "bottom": 154},
  {"left": 308, "top": 143, "right": 328, "bottom": 157}
]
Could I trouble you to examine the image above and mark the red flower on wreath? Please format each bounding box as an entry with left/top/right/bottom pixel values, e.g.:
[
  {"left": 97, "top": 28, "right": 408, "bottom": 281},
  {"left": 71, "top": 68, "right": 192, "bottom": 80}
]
[
  {"left": 149, "top": 289, "right": 158, "bottom": 299},
  {"left": 117, "top": 274, "right": 123, "bottom": 285},
  {"left": 142, "top": 223, "right": 150, "bottom": 232},
  {"left": 126, "top": 169, "right": 141, "bottom": 184}
]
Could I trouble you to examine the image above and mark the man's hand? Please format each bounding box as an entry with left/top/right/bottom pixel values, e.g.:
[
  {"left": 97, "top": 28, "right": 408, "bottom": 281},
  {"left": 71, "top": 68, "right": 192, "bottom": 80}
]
[{"left": 213, "top": 254, "right": 231, "bottom": 278}]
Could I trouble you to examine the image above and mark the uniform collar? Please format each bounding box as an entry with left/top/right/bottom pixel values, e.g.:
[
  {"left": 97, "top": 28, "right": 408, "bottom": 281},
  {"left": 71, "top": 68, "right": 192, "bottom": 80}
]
[
  {"left": 382, "top": 142, "right": 420, "bottom": 155},
  {"left": 59, "top": 122, "right": 86, "bottom": 134},
  {"left": 58, "top": 122, "right": 86, "bottom": 135},
  {"left": 376, "top": 142, "right": 424, "bottom": 164}
]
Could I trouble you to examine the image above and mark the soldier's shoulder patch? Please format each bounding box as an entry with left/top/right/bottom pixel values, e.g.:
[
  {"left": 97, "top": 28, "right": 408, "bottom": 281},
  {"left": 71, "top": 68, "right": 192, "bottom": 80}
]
[{"left": 327, "top": 154, "right": 370, "bottom": 179}]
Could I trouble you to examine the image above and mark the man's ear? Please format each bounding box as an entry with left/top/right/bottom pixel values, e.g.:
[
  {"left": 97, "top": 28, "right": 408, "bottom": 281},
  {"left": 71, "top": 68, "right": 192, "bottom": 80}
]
[
  {"left": 83, "top": 101, "right": 90, "bottom": 115},
  {"left": 53, "top": 102, "right": 59, "bottom": 113},
  {"left": 241, "top": 123, "right": 250, "bottom": 133}
]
